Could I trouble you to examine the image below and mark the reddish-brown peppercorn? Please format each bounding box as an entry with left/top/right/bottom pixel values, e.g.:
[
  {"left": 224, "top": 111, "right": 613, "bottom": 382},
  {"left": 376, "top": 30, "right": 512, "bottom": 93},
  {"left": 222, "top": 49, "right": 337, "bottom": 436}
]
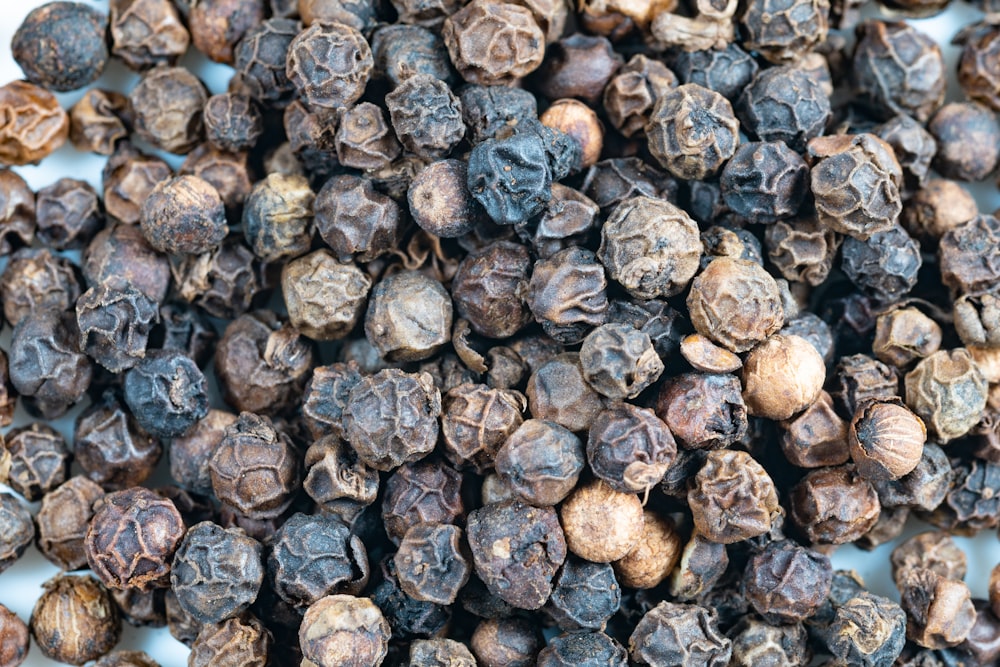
[
  {"left": 30, "top": 574, "right": 120, "bottom": 666},
  {"left": 0, "top": 81, "right": 69, "bottom": 166},
  {"left": 742, "top": 334, "right": 826, "bottom": 420},
  {"left": 0, "top": 603, "right": 28, "bottom": 667},
  {"left": 789, "top": 465, "right": 881, "bottom": 545},
  {"left": 688, "top": 449, "right": 780, "bottom": 544},
  {"left": 849, "top": 399, "right": 926, "bottom": 482},
  {"left": 129, "top": 67, "right": 207, "bottom": 155},
  {"left": 443, "top": 0, "right": 546, "bottom": 85}
]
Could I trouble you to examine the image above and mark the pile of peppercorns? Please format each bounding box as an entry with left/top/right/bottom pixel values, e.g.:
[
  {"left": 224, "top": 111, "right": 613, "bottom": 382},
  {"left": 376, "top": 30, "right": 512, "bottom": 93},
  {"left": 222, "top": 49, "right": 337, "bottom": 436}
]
[{"left": 2, "top": 0, "right": 1000, "bottom": 665}]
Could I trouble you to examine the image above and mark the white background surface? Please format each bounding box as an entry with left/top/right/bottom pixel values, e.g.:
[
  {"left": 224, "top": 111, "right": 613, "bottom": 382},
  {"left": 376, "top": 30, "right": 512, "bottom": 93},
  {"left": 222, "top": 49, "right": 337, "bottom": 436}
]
[{"left": 0, "top": 1, "right": 999, "bottom": 666}]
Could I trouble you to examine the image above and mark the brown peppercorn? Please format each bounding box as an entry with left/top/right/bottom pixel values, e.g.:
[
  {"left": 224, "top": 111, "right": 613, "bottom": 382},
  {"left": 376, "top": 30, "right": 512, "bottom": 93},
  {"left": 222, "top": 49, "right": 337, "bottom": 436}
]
[
  {"left": 364, "top": 270, "right": 452, "bottom": 362},
  {"left": 188, "top": 0, "right": 264, "bottom": 64},
  {"left": 282, "top": 249, "right": 371, "bottom": 341},
  {"left": 779, "top": 391, "right": 850, "bottom": 468},
  {"left": 386, "top": 75, "right": 465, "bottom": 160},
  {"left": 467, "top": 500, "right": 566, "bottom": 609},
  {"left": 443, "top": 0, "right": 545, "bottom": 86},
  {"left": 189, "top": 614, "right": 271, "bottom": 667},
  {"left": 110, "top": 0, "right": 190, "bottom": 71},
  {"left": 69, "top": 89, "right": 130, "bottom": 156},
  {"left": 77, "top": 281, "right": 159, "bottom": 374},
  {"left": 0, "top": 248, "right": 81, "bottom": 327},
  {"left": 832, "top": 353, "right": 900, "bottom": 418},
  {"left": 303, "top": 435, "right": 379, "bottom": 512},
  {"left": 343, "top": 369, "right": 442, "bottom": 471},
  {"left": 905, "top": 348, "right": 988, "bottom": 443},
  {"left": 209, "top": 412, "right": 302, "bottom": 519},
  {"left": 898, "top": 568, "right": 977, "bottom": 649},
  {"left": 74, "top": 390, "right": 161, "bottom": 491},
  {"left": 95, "top": 651, "right": 160, "bottom": 667},
  {"left": 807, "top": 133, "right": 903, "bottom": 240},
  {"left": 441, "top": 383, "right": 525, "bottom": 472},
  {"left": 315, "top": 174, "right": 401, "bottom": 263},
  {"left": 36, "top": 476, "right": 105, "bottom": 571},
  {"left": 11, "top": 2, "right": 108, "bottom": 91},
  {"left": 85, "top": 487, "right": 185, "bottom": 590},
  {"left": 129, "top": 67, "right": 207, "bottom": 154},
  {"left": 140, "top": 175, "right": 228, "bottom": 255},
  {"left": 744, "top": 540, "right": 832, "bottom": 624},
  {"left": 741, "top": 0, "right": 829, "bottom": 63},
  {"left": 0, "top": 493, "right": 33, "bottom": 575},
  {"left": 766, "top": 215, "right": 842, "bottom": 287},
  {"left": 526, "top": 353, "right": 606, "bottom": 433},
  {"left": 789, "top": 465, "right": 881, "bottom": 545},
  {"left": 655, "top": 373, "right": 747, "bottom": 451},
  {"left": 300, "top": 0, "right": 377, "bottom": 31},
  {"left": 451, "top": 241, "right": 532, "bottom": 339},
  {"left": 30, "top": 574, "right": 120, "bottom": 666},
  {"left": 929, "top": 102, "right": 1000, "bottom": 181},
  {"left": 527, "top": 247, "right": 609, "bottom": 345},
  {"left": 848, "top": 399, "right": 926, "bottom": 481},
  {"left": 902, "top": 179, "right": 977, "bottom": 243},
  {"left": 0, "top": 603, "right": 28, "bottom": 667},
  {"left": 872, "top": 307, "right": 942, "bottom": 368},
  {"left": 183, "top": 144, "right": 254, "bottom": 213},
  {"left": 587, "top": 402, "right": 675, "bottom": 494},
  {"left": 4, "top": 423, "right": 69, "bottom": 501},
  {"left": 602, "top": 55, "right": 677, "bottom": 138},
  {"left": 874, "top": 114, "right": 937, "bottom": 197},
  {"left": 958, "top": 23, "right": 1000, "bottom": 111},
  {"left": 539, "top": 100, "right": 603, "bottom": 169},
  {"left": 169, "top": 410, "right": 237, "bottom": 496},
  {"left": 599, "top": 195, "right": 701, "bottom": 300},
  {"left": 743, "top": 334, "right": 826, "bottom": 420},
  {"left": 407, "top": 160, "right": 482, "bottom": 239},
  {"left": 395, "top": 523, "right": 471, "bottom": 605},
  {"left": 678, "top": 334, "right": 742, "bottom": 374},
  {"left": 0, "top": 80, "right": 69, "bottom": 166},
  {"left": 940, "top": 214, "right": 1000, "bottom": 299},
  {"left": 301, "top": 362, "right": 362, "bottom": 442},
  {"left": 890, "top": 531, "right": 967, "bottom": 585},
  {"left": 495, "top": 419, "right": 585, "bottom": 506},
  {"left": 409, "top": 639, "right": 476, "bottom": 667},
  {"left": 382, "top": 459, "right": 463, "bottom": 544},
  {"left": 169, "top": 236, "right": 261, "bottom": 320},
  {"left": 35, "top": 178, "right": 103, "bottom": 250},
  {"left": 579, "top": 323, "right": 663, "bottom": 400},
  {"left": 647, "top": 83, "right": 740, "bottom": 181},
  {"left": 687, "top": 258, "right": 784, "bottom": 353},
  {"left": 0, "top": 169, "right": 35, "bottom": 253},
  {"left": 286, "top": 22, "right": 373, "bottom": 111},
  {"left": 215, "top": 312, "right": 314, "bottom": 415},
  {"left": 613, "top": 511, "right": 682, "bottom": 589},
  {"left": 335, "top": 102, "right": 401, "bottom": 171},
  {"left": 561, "top": 479, "right": 643, "bottom": 562},
  {"left": 299, "top": 595, "right": 389, "bottom": 667},
  {"left": 532, "top": 34, "right": 622, "bottom": 104},
  {"left": 688, "top": 449, "right": 780, "bottom": 544}
]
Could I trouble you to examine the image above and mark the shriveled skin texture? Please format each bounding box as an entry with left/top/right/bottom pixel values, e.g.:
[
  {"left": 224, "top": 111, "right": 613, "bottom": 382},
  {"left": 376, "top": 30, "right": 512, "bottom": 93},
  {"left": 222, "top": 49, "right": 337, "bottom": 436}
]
[
  {"left": 629, "top": 602, "right": 732, "bottom": 667},
  {"left": 387, "top": 76, "right": 465, "bottom": 160},
  {"left": 1, "top": 248, "right": 81, "bottom": 327},
  {"left": 129, "top": 67, "right": 207, "bottom": 154},
  {"left": 395, "top": 523, "right": 470, "bottom": 605},
  {"left": 808, "top": 133, "right": 903, "bottom": 240},
  {"left": 77, "top": 281, "right": 159, "bottom": 372},
  {"left": 496, "top": 419, "right": 585, "bottom": 506},
  {"left": 303, "top": 435, "right": 379, "bottom": 509},
  {"left": 527, "top": 248, "right": 608, "bottom": 345},
  {"left": 282, "top": 249, "right": 371, "bottom": 341},
  {"left": 315, "top": 175, "right": 400, "bottom": 263},
  {"left": 854, "top": 21, "right": 945, "bottom": 122},
  {"left": 5, "top": 423, "right": 69, "bottom": 502},
  {"left": 442, "top": 383, "right": 526, "bottom": 473},
  {"left": 382, "top": 460, "right": 463, "bottom": 544},
  {"left": 737, "top": 67, "right": 830, "bottom": 152},
  {"left": 235, "top": 19, "right": 300, "bottom": 107},
  {"left": 0, "top": 493, "right": 33, "bottom": 575},
  {"left": 688, "top": 449, "right": 779, "bottom": 544},
  {"left": 740, "top": 0, "right": 829, "bottom": 64},
  {"left": 36, "top": 477, "right": 104, "bottom": 571},
  {"left": 140, "top": 176, "right": 227, "bottom": 255},
  {"left": 548, "top": 558, "right": 621, "bottom": 630},
  {"left": 0, "top": 81, "right": 69, "bottom": 166},
  {"left": 242, "top": 173, "right": 315, "bottom": 263},
  {"left": 11, "top": 2, "right": 108, "bottom": 92},
  {"left": 75, "top": 395, "right": 162, "bottom": 490},
  {"left": 364, "top": 271, "right": 453, "bottom": 363},
  {"left": 687, "top": 258, "right": 784, "bottom": 353},
  {"left": 286, "top": 22, "right": 372, "bottom": 110},
  {"left": 599, "top": 196, "right": 701, "bottom": 300},
  {"left": 452, "top": 242, "right": 533, "bottom": 338},
  {"left": 468, "top": 133, "right": 552, "bottom": 226},
  {"left": 268, "top": 513, "right": 369, "bottom": 608},
  {"left": 189, "top": 615, "right": 270, "bottom": 667},
  {"left": 188, "top": 0, "right": 264, "bottom": 64},
  {"left": 85, "top": 487, "right": 185, "bottom": 591},
  {"left": 579, "top": 323, "right": 664, "bottom": 400},
  {"left": 905, "top": 348, "right": 988, "bottom": 443},
  {"left": 0, "top": 603, "right": 28, "bottom": 667},
  {"left": 171, "top": 521, "right": 264, "bottom": 625},
  {"left": 647, "top": 84, "right": 740, "bottom": 181},
  {"left": 467, "top": 500, "right": 567, "bottom": 610},
  {"left": 299, "top": 595, "right": 390, "bottom": 667},
  {"left": 899, "top": 568, "right": 977, "bottom": 649},
  {"left": 789, "top": 465, "right": 881, "bottom": 545},
  {"left": 743, "top": 540, "right": 833, "bottom": 624},
  {"left": 110, "top": 0, "right": 191, "bottom": 71},
  {"left": 721, "top": 141, "right": 809, "bottom": 223},
  {"left": 827, "top": 593, "right": 906, "bottom": 666},
  {"left": 560, "top": 480, "right": 643, "bottom": 562},
  {"left": 443, "top": 0, "right": 545, "bottom": 85},
  {"left": 209, "top": 412, "right": 301, "bottom": 519},
  {"left": 588, "top": 402, "right": 676, "bottom": 494}
]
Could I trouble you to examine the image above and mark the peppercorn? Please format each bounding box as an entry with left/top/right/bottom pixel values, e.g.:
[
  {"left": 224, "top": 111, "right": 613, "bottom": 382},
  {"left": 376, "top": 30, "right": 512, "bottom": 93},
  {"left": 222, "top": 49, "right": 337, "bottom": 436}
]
[
  {"left": 629, "top": 602, "right": 732, "bottom": 667},
  {"left": 364, "top": 271, "right": 452, "bottom": 362},
  {"left": 33, "top": 178, "right": 102, "bottom": 250},
  {"left": 298, "top": 594, "right": 390, "bottom": 667},
  {"left": 721, "top": 141, "right": 809, "bottom": 223},
  {"left": 74, "top": 391, "right": 161, "bottom": 490},
  {"left": 823, "top": 592, "right": 907, "bottom": 666},
  {"left": 209, "top": 412, "right": 301, "bottom": 519},
  {"left": 468, "top": 131, "right": 553, "bottom": 226},
  {"left": 387, "top": 75, "right": 465, "bottom": 159},
  {"left": 30, "top": 574, "right": 120, "bottom": 666},
  {"left": 0, "top": 604, "right": 28, "bottom": 667},
  {"left": 12, "top": 2, "right": 109, "bottom": 92},
  {"left": 0, "top": 248, "right": 80, "bottom": 327},
  {"left": 129, "top": 67, "right": 207, "bottom": 155},
  {"left": 687, "top": 449, "right": 780, "bottom": 544},
  {"left": 737, "top": 66, "right": 831, "bottom": 153},
  {"left": 743, "top": 540, "right": 833, "bottom": 623},
  {"left": 612, "top": 511, "right": 682, "bottom": 589},
  {"left": 286, "top": 21, "right": 372, "bottom": 111},
  {"left": 281, "top": 249, "right": 370, "bottom": 341},
  {"left": 471, "top": 617, "right": 541, "bottom": 667},
  {"left": 334, "top": 102, "right": 401, "bottom": 171},
  {"left": 729, "top": 618, "right": 809, "bottom": 667},
  {"left": 493, "top": 419, "right": 584, "bottom": 505},
  {"left": 35, "top": 476, "right": 104, "bottom": 571},
  {"left": 0, "top": 80, "right": 69, "bottom": 166},
  {"left": 111, "top": 586, "right": 166, "bottom": 629},
  {"left": 673, "top": 44, "right": 757, "bottom": 101},
  {"left": 778, "top": 391, "right": 850, "bottom": 468},
  {"left": 743, "top": 334, "right": 826, "bottom": 420},
  {"left": 3, "top": 424, "right": 66, "bottom": 501},
  {"left": 0, "top": 493, "right": 32, "bottom": 575},
  {"left": 789, "top": 465, "right": 882, "bottom": 544},
  {"left": 382, "top": 459, "right": 463, "bottom": 544},
  {"left": 905, "top": 348, "right": 988, "bottom": 442},
  {"left": 647, "top": 84, "right": 739, "bottom": 181},
  {"left": 315, "top": 174, "right": 400, "bottom": 263},
  {"left": 109, "top": 0, "right": 190, "bottom": 71},
  {"left": 559, "top": 479, "right": 643, "bottom": 562},
  {"left": 443, "top": 0, "right": 546, "bottom": 85},
  {"left": 527, "top": 247, "right": 608, "bottom": 345},
  {"left": 899, "top": 568, "right": 977, "bottom": 649},
  {"left": 189, "top": 614, "right": 271, "bottom": 667},
  {"left": 409, "top": 639, "right": 477, "bottom": 667},
  {"left": 932, "top": 102, "right": 1000, "bottom": 181},
  {"left": 9, "top": 309, "right": 92, "bottom": 419},
  {"left": 101, "top": 145, "right": 174, "bottom": 226},
  {"left": 525, "top": 353, "right": 606, "bottom": 432},
  {"left": 451, "top": 241, "right": 532, "bottom": 338},
  {"left": 546, "top": 557, "right": 621, "bottom": 630},
  {"left": 890, "top": 531, "right": 967, "bottom": 585},
  {"left": 394, "top": 523, "right": 470, "bottom": 605},
  {"left": 873, "top": 442, "right": 951, "bottom": 511},
  {"left": 532, "top": 33, "right": 622, "bottom": 104}
]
